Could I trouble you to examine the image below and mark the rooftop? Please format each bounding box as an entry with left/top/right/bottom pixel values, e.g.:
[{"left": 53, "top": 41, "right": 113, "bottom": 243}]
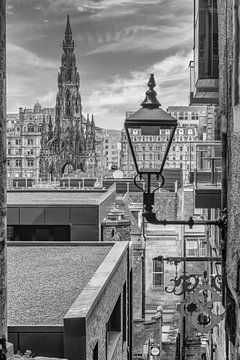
[
  {"left": 7, "top": 188, "right": 112, "bottom": 206},
  {"left": 7, "top": 244, "right": 111, "bottom": 325}
]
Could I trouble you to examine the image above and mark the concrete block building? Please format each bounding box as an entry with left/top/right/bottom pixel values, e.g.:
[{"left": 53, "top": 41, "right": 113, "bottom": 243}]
[
  {"left": 7, "top": 241, "right": 132, "bottom": 360},
  {"left": 7, "top": 186, "right": 116, "bottom": 242}
]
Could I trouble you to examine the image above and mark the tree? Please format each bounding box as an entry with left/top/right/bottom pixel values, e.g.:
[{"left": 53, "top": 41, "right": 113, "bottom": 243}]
[{"left": 0, "top": 0, "right": 7, "bottom": 345}]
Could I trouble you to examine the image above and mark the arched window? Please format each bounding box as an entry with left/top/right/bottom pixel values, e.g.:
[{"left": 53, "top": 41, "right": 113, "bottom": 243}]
[{"left": 65, "top": 89, "right": 71, "bottom": 116}]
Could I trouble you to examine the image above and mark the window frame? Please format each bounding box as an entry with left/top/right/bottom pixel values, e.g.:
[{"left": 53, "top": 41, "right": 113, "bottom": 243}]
[{"left": 152, "top": 258, "right": 164, "bottom": 288}]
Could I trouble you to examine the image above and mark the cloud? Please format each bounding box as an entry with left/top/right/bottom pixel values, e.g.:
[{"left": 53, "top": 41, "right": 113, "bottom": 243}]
[
  {"left": 83, "top": 51, "right": 192, "bottom": 129},
  {"left": 39, "top": 90, "right": 56, "bottom": 107},
  {"left": 85, "top": 23, "right": 192, "bottom": 55},
  {"left": 6, "top": 4, "right": 14, "bottom": 14},
  {"left": 7, "top": 43, "right": 59, "bottom": 70}
]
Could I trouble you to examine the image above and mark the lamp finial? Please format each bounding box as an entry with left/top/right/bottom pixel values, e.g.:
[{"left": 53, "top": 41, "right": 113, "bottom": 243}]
[{"left": 141, "top": 74, "right": 161, "bottom": 109}]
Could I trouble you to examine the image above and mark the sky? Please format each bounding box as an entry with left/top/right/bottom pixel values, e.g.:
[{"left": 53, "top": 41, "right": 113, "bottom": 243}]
[{"left": 6, "top": 0, "right": 193, "bottom": 130}]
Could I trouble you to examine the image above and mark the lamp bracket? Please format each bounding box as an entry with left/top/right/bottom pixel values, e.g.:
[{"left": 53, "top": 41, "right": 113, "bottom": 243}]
[{"left": 143, "top": 213, "right": 227, "bottom": 229}]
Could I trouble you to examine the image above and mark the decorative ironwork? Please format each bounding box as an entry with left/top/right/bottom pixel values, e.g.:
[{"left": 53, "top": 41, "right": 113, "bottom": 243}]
[
  {"left": 211, "top": 274, "right": 222, "bottom": 292},
  {"left": 165, "top": 274, "right": 199, "bottom": 296},
  {"left": 165, "top": 261, "right": 200, "bottom": 295},
  {"left": 176, "top": 272, "right": 225, "bottom": 334}
]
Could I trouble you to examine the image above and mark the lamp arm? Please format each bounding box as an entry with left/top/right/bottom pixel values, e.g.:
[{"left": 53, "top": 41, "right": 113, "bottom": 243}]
[{"left": 142, "top": 213, "right": 224, "bottom": 228}]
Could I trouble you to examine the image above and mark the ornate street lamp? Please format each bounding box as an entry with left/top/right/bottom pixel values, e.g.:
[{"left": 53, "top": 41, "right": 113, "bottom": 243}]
[{"left": 124, "top": 74, "right": 177, "bottom": 220}]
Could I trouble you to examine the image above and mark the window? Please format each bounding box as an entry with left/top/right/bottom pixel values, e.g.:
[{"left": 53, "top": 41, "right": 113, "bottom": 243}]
[
  {"left": 106, "top": 295, "right": 121, "bottom": 359},
  {"left": 7, "top": 159, "right": 10, "bottom": 166},
  {"left": 27, "top": 149, "right": 34, "bottom": 155},
  {"left": 153, "top": 259, "right": 164, "bottom": 287},
  {"left": 93, "top": 342, "right": 98, "bottom": 360},
  {"left": 15, "top": 159, "right": 22, "bottom": 167},
  {"left": 28, "top": 138, "right": 34, "bottom": 145},
  {"left": 186, "top": 237, "right": 207, "bottom": 257},
  {"left": 8, "top": 149, "right": 11, "bottom": 155},
  {"left": 123, "top": 283, "right": 127, "bottom": 343},
  {"left": 15, "top": 139, "right": 21, "bottom": 145},
  {"left": 7, "top": 226, "right": 14, "bottom": 241},
  {"left": 27, "top": 159, "right": 34, "bottom": 167},
  {"left": 28, "top": 125, "right": 34, "bottom": 132}
]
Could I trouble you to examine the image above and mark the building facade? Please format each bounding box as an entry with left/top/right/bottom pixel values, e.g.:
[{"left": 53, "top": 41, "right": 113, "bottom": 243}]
[
  {"left": 40, "top": 16, "right": 96, "bottom": 180},
  {"left": 96, "top": 129, "right": 121, "bottom": 176},
  {"left": 6, "top": 102, "right": 54, "bottom": 180}
]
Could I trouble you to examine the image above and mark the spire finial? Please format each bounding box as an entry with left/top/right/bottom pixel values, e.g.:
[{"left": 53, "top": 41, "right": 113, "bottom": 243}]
[
  {"left": 141, "top": 74, "right": 161, "bottom": 109},
  {"left": 65, "top": 14, "right": 72, "bottom": 42}
]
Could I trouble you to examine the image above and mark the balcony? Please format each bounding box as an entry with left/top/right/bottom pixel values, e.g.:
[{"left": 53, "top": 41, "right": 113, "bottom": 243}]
[{"left": 190, "top": 143, "right": 222, "bottom": 209}]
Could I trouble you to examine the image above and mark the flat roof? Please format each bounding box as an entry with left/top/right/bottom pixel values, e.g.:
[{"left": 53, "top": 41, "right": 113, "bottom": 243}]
[
  {"left": 7, "top": 189, "right": 112, "bottom": 206},
  {"left": 7, "top": 244, "right": 111, "bottom": 325}
]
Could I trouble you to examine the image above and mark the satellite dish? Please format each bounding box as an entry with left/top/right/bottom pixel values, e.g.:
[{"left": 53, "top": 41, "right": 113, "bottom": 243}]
[{"left": 113, "top": 170, "right": 123, "bottom": 179}]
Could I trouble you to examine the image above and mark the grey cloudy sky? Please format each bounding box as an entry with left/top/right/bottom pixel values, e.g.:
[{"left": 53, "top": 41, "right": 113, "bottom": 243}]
[{"left": 7, "top": 0, "right": 193, "bottom": 129}]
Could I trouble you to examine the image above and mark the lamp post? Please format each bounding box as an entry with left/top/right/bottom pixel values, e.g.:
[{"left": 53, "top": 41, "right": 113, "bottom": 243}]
[
  {"left": 124, "top": 74, "right": 226, "bottom": 228},
  {"left": 124, "top": 75, "right": 226, "bottom": 360},
  {"left": 124, "top": 74, "right": 177, "bottom": 218}
]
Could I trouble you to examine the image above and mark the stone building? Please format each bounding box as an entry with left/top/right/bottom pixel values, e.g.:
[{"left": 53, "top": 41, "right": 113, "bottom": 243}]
[
  {"left": 40, "top": 16, "right": 96, "bottom": 180},
  {"left": 6, "top": 102, "right": 54, "bottom": 180}
]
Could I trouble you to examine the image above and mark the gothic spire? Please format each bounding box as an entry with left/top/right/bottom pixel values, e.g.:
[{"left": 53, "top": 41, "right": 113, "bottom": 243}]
[
  {"left": 63, "top": 14, "right": 74, "bottom": 53},
  {"left": 65, "top": 14, "right": 72, "bottom": 42}
]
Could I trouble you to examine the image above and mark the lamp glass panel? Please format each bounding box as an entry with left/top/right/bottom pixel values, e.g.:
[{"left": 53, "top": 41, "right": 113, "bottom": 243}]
[{"left": 127, "top": 124, "right": 175, "bottom": 173}]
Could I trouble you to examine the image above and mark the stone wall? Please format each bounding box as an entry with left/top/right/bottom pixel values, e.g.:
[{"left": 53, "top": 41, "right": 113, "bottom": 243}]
[
  {"left": 132, "top": 308, "right": 162, "bottom": 358},
  {"left": 132, "top": 243, "right": 144, "bottom": 320},
  {"left": 218, "top": 0, "right": 240, "bottom": 355},
  {"left": 177, "top": 185, "right": 195, "bottom": 220},
  {"left": 102, "top": 219, "right": 131, "bottom": 242},
  {"left": 145, "top": 230, "right": 182, "bottom": 310},
  {"left": 129, "top": 190, "right": 178, "bottom": 220}
]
